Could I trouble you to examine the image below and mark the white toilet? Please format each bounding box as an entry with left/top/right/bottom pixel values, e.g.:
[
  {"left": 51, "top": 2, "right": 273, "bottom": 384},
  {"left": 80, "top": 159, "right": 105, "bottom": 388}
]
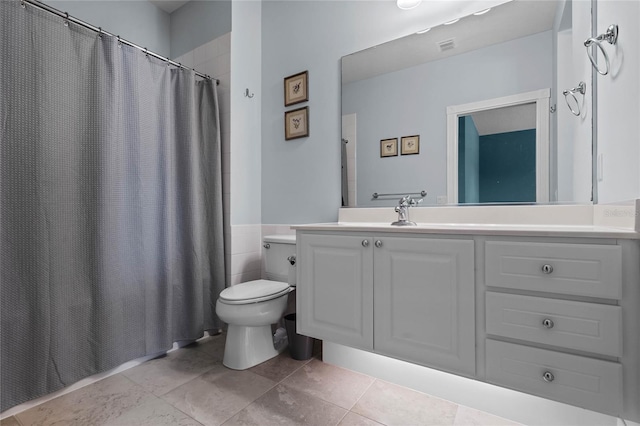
[{"left": 216, "top": 235, "right": 296, "bottom": 370}]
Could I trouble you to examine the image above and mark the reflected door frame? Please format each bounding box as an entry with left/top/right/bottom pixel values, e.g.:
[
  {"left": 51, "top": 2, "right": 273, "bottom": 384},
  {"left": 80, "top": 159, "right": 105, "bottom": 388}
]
[{"left": 446, "top": 88, "right": 551, "bottom": 203}]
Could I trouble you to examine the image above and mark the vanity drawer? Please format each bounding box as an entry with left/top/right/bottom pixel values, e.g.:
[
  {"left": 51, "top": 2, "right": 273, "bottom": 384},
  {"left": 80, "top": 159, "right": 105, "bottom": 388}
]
[
  {"left": 486, "top": 292, "right": 622, "bottom": 357},
  {"left": 486, "top": 340, "right": 622, "bottom": 415},
  {"left": 485, "top": 241, "right": 621, "bottom": 299}
]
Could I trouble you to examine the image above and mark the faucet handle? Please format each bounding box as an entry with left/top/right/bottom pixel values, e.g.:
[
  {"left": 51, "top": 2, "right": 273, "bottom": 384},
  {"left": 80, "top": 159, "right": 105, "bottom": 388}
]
[
  {"left": 398, "top": 195, "right": 412, "bottom": 206},
  {"left": 397, "top": 194, "right": 424, "bottom": 208}
]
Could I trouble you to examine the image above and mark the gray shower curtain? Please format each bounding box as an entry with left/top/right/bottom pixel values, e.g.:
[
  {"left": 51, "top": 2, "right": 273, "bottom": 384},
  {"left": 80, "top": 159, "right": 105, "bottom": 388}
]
[{"left": 0, "top": 1, "right": 226, "bottom": 411}]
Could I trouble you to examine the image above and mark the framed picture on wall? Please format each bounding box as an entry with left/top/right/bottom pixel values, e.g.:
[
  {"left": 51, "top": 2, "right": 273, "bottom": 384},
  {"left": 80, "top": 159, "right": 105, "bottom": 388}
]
[
  {"left": 380, "top": 138, "right": 398, "bottom": 157},
  {"left": 284, "top": 71, "right": 309, "bottom": 106},
  {"left": 401, "top": 135, "right": 420, "bottom": 155},
  {"left": 285, "top": 107, "right": 309, "bottom": 140}
]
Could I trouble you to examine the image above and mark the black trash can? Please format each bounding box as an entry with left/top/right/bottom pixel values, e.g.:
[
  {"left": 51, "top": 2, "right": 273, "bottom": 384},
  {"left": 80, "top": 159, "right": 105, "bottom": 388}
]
[{"left": 284, "top": 313, "right": 314, "bottom": 360}]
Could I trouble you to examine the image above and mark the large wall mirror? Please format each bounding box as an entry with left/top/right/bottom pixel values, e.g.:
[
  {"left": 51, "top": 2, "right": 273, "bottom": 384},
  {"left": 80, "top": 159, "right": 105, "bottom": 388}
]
[{"left": 341, "top": 0, "right": 594, "bottom": 207}]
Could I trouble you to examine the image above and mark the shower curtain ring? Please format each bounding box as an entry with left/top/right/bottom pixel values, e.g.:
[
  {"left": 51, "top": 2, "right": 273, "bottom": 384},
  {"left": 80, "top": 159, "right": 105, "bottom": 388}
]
[
  {"left": 21, "top": 0, "right": 26, "bottom": 9},
  {"left": 63, "top": 12, "right": 69, "bottom": 27},
  {"left": 98, "top": 27, "right": 103, "bottom": 38},
  {"left": 144, "top": 48, "right": 149, "bottom": 58},
  {"left": 167, "top": 58, "right": 171, "bottom": 67},
  {"left": 117, "top": 36, "right": 122, "bottom": 48}
]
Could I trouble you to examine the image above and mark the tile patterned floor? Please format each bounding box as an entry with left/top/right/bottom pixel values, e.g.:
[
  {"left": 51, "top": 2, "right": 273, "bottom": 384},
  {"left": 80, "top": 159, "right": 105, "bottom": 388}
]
[{"left": 2, "top": 334, "right": 521, "bottom": 426}]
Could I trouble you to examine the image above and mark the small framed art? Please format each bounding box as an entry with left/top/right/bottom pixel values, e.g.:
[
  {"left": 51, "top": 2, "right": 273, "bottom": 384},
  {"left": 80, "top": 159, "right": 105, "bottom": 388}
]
[
  {"left": 380, "top": 138, "right": 398, "bottom": 157},
  {"left": 285, "top": 107, "right": 309, "bottom": 140},
  {"left": 401, "top": 135, "right": 420, "bottom": 155},
  {"left": 284, "top": 71, "right": 309, "bottom": 106}
]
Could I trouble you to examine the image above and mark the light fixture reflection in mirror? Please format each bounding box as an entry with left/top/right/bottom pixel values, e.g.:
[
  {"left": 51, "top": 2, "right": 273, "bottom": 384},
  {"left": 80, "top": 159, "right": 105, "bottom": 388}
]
[
  {"left": 397, "top": 0, "right": 422, "bottom": 10},
  {"left": 341, "top": 0, "right": 594, "bottom": 208}
]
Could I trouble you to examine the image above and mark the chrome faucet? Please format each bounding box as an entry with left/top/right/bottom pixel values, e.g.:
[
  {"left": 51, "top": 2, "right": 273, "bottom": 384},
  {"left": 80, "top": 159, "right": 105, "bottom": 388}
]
[{"left": 391, "top": 195, "right": 422, "bottom": 226}]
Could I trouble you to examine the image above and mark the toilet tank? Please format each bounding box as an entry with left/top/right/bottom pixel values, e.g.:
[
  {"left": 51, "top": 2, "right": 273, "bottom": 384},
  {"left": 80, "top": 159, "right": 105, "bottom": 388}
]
[{"left": 263, "top": 235, "right": 296, "bottom": 285}]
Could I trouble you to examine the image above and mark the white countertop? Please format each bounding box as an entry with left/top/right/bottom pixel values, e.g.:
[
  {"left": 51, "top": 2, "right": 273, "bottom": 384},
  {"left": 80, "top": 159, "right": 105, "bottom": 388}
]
[
  {"left": 290, "top": 201, "right": 640, "bottom": 239},
  {"left": 291, "top": 222, "right": 640, "bottom": 239}
]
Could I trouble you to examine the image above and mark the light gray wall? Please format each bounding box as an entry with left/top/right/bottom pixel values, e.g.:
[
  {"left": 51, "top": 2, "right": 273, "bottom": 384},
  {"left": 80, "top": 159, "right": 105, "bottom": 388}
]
[
  {"left": 230, "top": 0, "right": 262, "bottom": 225},
  {"left": 170, "top": 0, "right": 232, "bottom": 58},
  {"left": 260, "top": 0, "right": 511, "bottom": 224},
  {"left": 596, "top": 0, "right": 640, "bottom": 203},
  {"left": 342, "top": 31, "right": 552, "bottom": 207},
  {"left": 45, "top": 0, "right": 171, "bottom": 57}
]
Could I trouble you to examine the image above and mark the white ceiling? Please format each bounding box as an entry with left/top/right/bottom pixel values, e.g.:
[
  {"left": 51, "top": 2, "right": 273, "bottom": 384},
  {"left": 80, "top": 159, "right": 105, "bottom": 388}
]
[
  {"left": 470, "top": 103, "right": 536, "bottom": 136},
  {"left": 342, "top": 0, "right": 559, "bottom": 85},
  {"left": 148, "top": 0, "right": 190, "bottom": 14}
]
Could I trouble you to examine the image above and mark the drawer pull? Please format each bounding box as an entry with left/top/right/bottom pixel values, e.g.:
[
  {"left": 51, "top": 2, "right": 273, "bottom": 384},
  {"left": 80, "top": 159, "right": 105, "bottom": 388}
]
[
  {"left": 543, "top": 371, "right": 555, "bottom": 383},
  {"left": 541, "top": 264, "right": 554, "bottom": 274},
  {"left": 362, "top": 240, "right": 369, "bottom": 247},
  {"left": 542, "top": 318, "right": 555, "bottom": 329},
  {"left": 375, "top": 240, "right": 383, "bottom": 248}
]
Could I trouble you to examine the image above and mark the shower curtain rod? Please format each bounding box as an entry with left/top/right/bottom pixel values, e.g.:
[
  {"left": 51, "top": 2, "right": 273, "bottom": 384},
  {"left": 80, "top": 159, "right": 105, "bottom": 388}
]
[{"left": 18, "top": 0, "right": 220, "bottom": 85}]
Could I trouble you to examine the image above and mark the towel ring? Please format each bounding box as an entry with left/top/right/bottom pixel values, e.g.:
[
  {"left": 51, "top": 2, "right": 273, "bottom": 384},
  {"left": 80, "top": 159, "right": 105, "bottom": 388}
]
[
  {"left": 563, "top": 81, "right": 586, "bottom": 116},
  {"left": 584, "top": 24, "right": 618, "bottom": 76}
]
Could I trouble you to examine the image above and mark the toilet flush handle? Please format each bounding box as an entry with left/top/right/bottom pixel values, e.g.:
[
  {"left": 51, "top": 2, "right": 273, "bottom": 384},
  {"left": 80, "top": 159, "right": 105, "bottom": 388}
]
[{"left": 287, "top": 255, "right": 296, "bottom": 266}]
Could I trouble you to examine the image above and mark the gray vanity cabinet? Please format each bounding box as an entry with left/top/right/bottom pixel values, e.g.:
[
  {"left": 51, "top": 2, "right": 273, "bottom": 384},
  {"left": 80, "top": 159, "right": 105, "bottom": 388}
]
[
  {"left": 297, "top": 232, "right": 475, "bottom": 375},
  {"left": 295, "top": 226, "right": 640, "bottom": 422},
  {"left": 373, "top": 237, "right": 475, "bottom": 375}
]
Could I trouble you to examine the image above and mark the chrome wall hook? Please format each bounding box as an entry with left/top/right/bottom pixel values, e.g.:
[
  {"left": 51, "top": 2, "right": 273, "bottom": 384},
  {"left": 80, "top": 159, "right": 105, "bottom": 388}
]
[
  {"left": 584, "top": 24, "right": 619, "bottom": 75},
  {"left": 562, "top": 81, "right": 586, "bottom": 116},
  {"left": 244, "top": 88, "right": 254, "bottom": 98}
]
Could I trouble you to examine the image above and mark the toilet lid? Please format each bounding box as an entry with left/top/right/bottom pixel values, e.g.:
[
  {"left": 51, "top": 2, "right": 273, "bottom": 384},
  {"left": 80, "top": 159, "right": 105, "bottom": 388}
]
[{"left": 219, "top": 280, "right": 291, "bottom": 305}]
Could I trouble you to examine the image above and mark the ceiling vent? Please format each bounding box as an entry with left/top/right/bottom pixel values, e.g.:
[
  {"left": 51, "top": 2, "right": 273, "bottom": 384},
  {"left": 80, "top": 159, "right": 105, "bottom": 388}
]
[{"left": 438, "top": 38, "right": 456, "bottom": 52}]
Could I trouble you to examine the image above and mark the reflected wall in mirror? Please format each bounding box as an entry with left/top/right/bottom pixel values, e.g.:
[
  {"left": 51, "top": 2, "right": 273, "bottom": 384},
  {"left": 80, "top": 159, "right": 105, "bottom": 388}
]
[{"left": 341, "top": 0, "right": 593, "bottom": 207}]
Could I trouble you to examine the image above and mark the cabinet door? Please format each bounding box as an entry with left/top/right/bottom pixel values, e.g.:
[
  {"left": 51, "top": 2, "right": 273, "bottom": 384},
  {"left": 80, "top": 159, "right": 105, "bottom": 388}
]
[
  {"left": 374, "top": 237, "right": 475, "bottom": 375},
  {"left": 297, "top": 233, "right": 374, "bottom": 350}
]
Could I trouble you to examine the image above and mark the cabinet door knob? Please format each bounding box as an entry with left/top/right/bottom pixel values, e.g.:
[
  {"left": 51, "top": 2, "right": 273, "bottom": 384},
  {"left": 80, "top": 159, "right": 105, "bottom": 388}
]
[
  {"left": 375, "top": 240, "right": 383, "bottom": 248},
  {"left": 263, "top": 243, "right": 271, "bottom": 249},
  {"left": 362, "top": 240, "right": 369, "bottom": 247},
  {"left": 542, "top": 318, "right": 555, "bottom": 329},
  {"left": 541, "top": 264, "right": 554, "bottom": 274},
  {"left": 543, "top": 371, "right": 555, "bottom": 383}
]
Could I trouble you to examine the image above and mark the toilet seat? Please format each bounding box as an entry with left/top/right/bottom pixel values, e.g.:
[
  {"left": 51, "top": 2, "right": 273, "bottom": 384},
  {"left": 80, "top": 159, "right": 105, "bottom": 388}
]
[{"left": 218, "top": 280, "right": 291, "bottom": 305}]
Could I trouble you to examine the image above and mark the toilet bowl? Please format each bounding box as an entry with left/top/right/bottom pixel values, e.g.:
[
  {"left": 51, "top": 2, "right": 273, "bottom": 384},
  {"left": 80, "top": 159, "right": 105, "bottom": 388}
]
[{"left": 216, "top": 235, "right": 296, "bottom": 370}]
